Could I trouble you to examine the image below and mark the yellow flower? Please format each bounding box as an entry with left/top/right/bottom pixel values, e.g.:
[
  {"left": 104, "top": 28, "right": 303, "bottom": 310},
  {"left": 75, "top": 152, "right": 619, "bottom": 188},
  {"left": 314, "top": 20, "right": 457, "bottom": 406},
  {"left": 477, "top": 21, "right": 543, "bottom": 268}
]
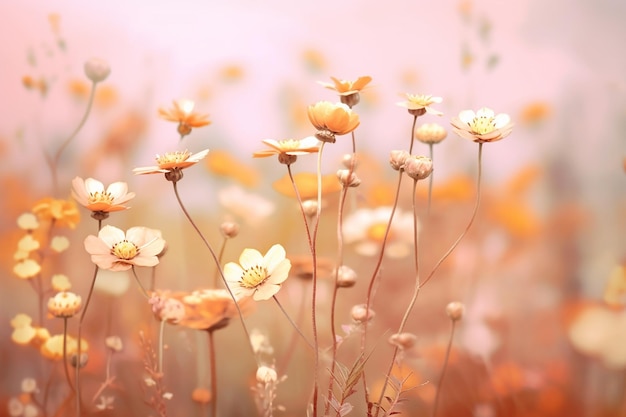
[
  {"left": 206, "top": 150, "right": 259, "bottom": 187},
  {"left": 40, "top": 334, "right": 88, "bottom": 361},
  {"left": 13, "top": 259, "right": 41, "bottom": 279},
  {"left": 31, "top": 198, "right": 80, "bottom": 229},
  {"left": 71, "top": 177, "right": 135, "bottom": 213},
  {"left": 133, "top": 149, "right": 209, "bottom": 177},
  {"left": 158, "top": 99, "right": 210, "bottom": 137},
  {"left": 224, "top": 244, "right": 291, "bottom": 301},
  {"left": 253, "top": 137, "right": 320, "bottom": 164},
  {"left": 450, "top": 107, "right": 513, "bottom": 143},
  {"left": 307, "top": 101, "right": 360, "bottom": 142},
  {"left": 397, "top": 93, "right": 443, "bottom": 116}
]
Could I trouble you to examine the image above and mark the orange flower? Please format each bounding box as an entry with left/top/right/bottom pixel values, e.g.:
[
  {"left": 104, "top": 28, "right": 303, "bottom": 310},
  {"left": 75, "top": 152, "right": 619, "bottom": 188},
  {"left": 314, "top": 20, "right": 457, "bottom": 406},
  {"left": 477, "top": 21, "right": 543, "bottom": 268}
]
[
  {"left": 206, "top": 150, "right": 259, "bottom": 187},
  {"left": 31, "top": 198, "right": 80, "bottom": 229},
  {"left": 133, "top": 149, "right": 209, "bottom": 180},
  {"left": 318, "top": 76, "right": 372, "bottom": 107},
  {"left": 158, "top": 99, "right": 210, "bottom": 137},
  {"left": 307, "top": 101, "right": 360, "bottom": 142},
  {"left": 150, "top": 289, "right": 254, "bottom": 331},
  {"left": 397, "top": 93, "right": 443, "bottom": 116}
]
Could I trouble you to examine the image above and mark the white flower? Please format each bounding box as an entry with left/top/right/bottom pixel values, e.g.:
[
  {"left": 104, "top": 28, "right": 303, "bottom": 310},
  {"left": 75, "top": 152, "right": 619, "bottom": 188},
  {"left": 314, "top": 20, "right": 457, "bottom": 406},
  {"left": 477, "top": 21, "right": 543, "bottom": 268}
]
[
  {"left": 451, "top": 107, "right": 513, "bottom": 143},
  {"left": 71, "top": 177, "right": 135, "bottom": 212},
  {"left": 224, "top": 244, "right": 291, "bottom": 301}
]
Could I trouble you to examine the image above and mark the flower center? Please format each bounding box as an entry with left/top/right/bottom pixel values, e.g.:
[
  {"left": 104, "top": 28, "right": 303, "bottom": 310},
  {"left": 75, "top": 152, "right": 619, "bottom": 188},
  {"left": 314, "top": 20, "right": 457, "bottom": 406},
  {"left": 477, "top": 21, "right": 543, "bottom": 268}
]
[
  {"left": 88, "top": 191, "right": 114, "bottom": 205},
  {"left": 112, "top": 240, "right": 138, "bottom": 260},
  {"left": 469, "top": 116, "right": 497, "bottom": 135},
  {"left": 156, "top": 150, "right": 191, "bottom": 165},
  {"left": 278, "top": 139, "right": 300, "bottom": 150},
  {"left": 240, "top": 265, "right": 269, "bottom": 289},
  {"left": 367, "top": 223, "right": 391, "bottom": 242}
]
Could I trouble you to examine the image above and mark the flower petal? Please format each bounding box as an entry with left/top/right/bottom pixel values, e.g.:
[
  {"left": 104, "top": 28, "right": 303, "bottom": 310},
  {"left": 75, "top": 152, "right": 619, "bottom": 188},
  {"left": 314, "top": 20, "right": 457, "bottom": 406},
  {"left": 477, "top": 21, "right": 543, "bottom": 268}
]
[
  {"left": 97, "top": 225, "right": 125, "bottom": 248},
  {"left": 263, "top": 244, "right": 286, "bottom": 272},
  {"left": 223, "top": 262, "right": 244, "bottom": 283},
  {"left": 239, "top": 248, "right": 263, "bottom": 270}
]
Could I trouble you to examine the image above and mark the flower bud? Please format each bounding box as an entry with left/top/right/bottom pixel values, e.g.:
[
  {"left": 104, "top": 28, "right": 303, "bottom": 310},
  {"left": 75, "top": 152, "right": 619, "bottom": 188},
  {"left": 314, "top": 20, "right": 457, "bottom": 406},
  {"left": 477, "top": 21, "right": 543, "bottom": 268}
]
[
  {"left": 84, "top": 58, "right": 111, "bottom": 83},
  {"left": 342, "top": 153, "right": 358, "bottom": 169},
  {"left": 445, "top": 301, "right": 465, "bottom": 321},
  {"left": 389, "top": 150, "right": 410, "bottom": 171},
  {"left": 388, "top": 332, "right": 418, "bottom": 350},
  {"left": 335, "top": 265, "right": 357, "bottom": 288},
  {"left": 220, "top": 221, "right": 240, "bottom": 238},
  {"left": 337, "top": 169, "right": 361, "bottom": 187},
  {"left": 351, "top": 304, "right": 375, "bottom": 323},
  {"left": 414, "top": 123, "right": 447, "bottom": 144},
  {"left": 404, "top": 156, "right": 433, "bottom": 181},
  {"left": 105, "top": 336, "right": 123, "bottom": 352},
  {"left": 301, "top": 200, "right": 318, "bottom": 218}
]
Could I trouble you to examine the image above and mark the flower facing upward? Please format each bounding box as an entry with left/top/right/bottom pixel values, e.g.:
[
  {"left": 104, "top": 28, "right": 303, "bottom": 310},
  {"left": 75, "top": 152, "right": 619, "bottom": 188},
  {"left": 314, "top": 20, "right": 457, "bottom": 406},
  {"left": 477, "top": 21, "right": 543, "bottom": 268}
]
[
  {"left": 133, "top": 149, "right": 209, "bottom": 181},
  {"left": 48, "top": 291, "right": 82, "bottom": 318},
  {"left": 224, "top": 244, "right": 291, "bottom": 301},
  {"left": 451, "top": 107, "right": 513, "bottom": 143},
  {"left": 318, "top": 75, "right": 372, "bottom": 107},
  {"left": 307, "top": 101, "right": 360, "bottom": 143},
  {"left": 71, "top": 177, "right": 135, "bottom": 213},
  {"left": 253, "top": 137, "right": 320, "bottom": 164},
  {"left": 158, "top": 99, "right": 211, "bottom": 137},
  {"left": 84, "top": 225, "right": 165, "bottom": 271},
  {"left": 397, "top": 93, "right": 443, "bottom": 116}
]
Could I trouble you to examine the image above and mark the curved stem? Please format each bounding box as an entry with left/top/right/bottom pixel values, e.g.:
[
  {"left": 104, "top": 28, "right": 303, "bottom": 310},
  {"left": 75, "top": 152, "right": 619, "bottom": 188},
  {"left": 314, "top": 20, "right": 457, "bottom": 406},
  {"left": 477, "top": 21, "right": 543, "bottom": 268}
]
[
  {"left": 75, "top": 218, "right": 103, "bottom": 417},
  {"left": 62, "top": 318, "right": 75, "bottom": 392},
  {"left": 51, "top": 81, "right": 97, "bottom": 196},
  {"left": 131, "top": 266, "right": 151, "bottom": 299},
  {"left": 277, "top": 284, "right": 308, "bottom": 375},
  {"left": 432, "top": 321, "right": 457, "bottom": 417},
  {"left": 208, "top": 330, "right": 218, "bottom": 417},
  {"left": 213, "top": 237, "right": 228, "bottom": 288},
  {"left": 273, "top": 295, "right": 314, "bottom": 349},
  {"left": 171, "top": 181, "right": 255, "bottom": 357}
]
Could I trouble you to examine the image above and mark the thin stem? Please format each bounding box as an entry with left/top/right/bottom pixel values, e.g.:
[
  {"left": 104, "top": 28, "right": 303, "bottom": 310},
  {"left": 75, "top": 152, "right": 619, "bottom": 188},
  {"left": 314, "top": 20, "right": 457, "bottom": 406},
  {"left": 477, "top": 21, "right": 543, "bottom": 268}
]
[
  {"left": 75, "top": 218, "right": 103, "bottom": 417},
  {"left": 131, "top": 266, "right": 151, "bottom": 299},
  {"left": 272, "top": 295, "right": 313, "bottom": 349},
  {"left": 375, "top": 179, "right": 421, "bottom": 410},
  {"left": 277, "top": 283, "right": 308, "bottom": 375},
  {"left": 208, "top": 331, "right": 218, "bottom": 417},
  {"left": 149, "top": 266, "right": 157, "bottom": 292},
  {"left": 158, "top": 319, "right": 166, "bottom": 374},
  {"left": 432, "top": 321, "right": 457, "bottom": 417},
  {"left": 51, "top": 81, "right": 97, "bottom": 196},
  {"left": 62, "top": 318, "right": 75, "bottom": 392},
  {"left": 309, "top": 141, "right": 327, "bottom": 417},
  {"left": 213, "top": 236, "right": 228, "bottom": 288},
  {"left": 171, "top": 181, "right": 255, "bottom": 356},
  {"left": 421, "top": 143, "right": 483, "bottom": 288},
  {"left": 427, "top": 143, "right": 434, "bottom": 215},
  {"left": 408, "top": 115, "right": 418, "bottom": 154}
]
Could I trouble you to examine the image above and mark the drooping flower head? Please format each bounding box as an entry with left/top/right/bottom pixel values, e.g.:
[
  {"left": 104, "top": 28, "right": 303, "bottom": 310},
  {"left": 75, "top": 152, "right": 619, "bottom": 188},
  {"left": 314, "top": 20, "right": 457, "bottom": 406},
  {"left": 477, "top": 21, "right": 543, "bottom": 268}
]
[
  {"left": 224, "top": 244, "right": 291, "bottom": 301},
  {"left": 318, "top": 75, "right": 372, "bottom": 107},
  {"left": 71, "top": 177, "right": 135, "bottom": 214},
  {"left": 252, "top": 136, "right": 320, "bottom": 165},
  {"left": 158, "top": 99, "right": 210, "bottom": 138},
  {"left": 133, "top": 149, "right": 209, "bottom": 182},
  {"left": 307, "top": 101, "right": 360, "bottom": 143},
  {"left": 397, "top": 93, "right": 443, "bottom": 116},
  {"left": 451, "top": 107, "right": 513, "bottom": 143},
  {"left": 84, "top": 225, "right": 165, "bottom": 271}
]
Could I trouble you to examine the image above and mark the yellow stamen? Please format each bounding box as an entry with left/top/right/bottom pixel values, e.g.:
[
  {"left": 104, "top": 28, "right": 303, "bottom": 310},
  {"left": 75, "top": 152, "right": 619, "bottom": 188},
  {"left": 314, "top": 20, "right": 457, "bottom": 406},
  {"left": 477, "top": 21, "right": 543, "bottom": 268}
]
[
  {"left": 88, "top": 191, "right": 114, "bottom": 205},
  {"left": 156, "top": 150, "right": 191, "bottom": 165},
  {"left": 469, "top": 116, "right": 496, "bottom": 135},
  {"left": 367, "top": 223, "right": 390, "bottom": 242},
  {"left": 112, "top": 240, "right": 138, "bottom": 260},
  {"left": 240, "top": 265, "right": 268, "bottom": 289}
]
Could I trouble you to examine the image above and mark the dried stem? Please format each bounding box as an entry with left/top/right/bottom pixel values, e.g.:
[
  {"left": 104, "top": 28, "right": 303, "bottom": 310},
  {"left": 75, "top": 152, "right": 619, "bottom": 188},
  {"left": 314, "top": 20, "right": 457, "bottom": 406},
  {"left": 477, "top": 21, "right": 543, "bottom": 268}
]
[{"left": 432, "top": 320, "right": 457, "bottom": 417}]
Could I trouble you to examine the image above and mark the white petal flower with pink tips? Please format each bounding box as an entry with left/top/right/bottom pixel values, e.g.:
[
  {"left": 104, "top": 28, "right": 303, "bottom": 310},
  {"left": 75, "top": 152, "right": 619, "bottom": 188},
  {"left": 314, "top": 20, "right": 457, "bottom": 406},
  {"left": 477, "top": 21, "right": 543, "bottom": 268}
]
[{"left": 84, "top": 225, "right": 165, "bottom": 271}]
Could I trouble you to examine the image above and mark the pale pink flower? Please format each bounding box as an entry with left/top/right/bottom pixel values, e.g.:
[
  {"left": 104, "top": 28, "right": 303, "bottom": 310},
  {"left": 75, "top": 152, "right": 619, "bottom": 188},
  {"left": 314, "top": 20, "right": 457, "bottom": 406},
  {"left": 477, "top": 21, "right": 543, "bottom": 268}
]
[
  {"left": 397, "top": 93, "right": 443, "bottom": 116},
  {"left": 224, "top": 244, "right": 291, "bottom": 301},
  {"left": 133, "top": 149, "right": 209, "bottom": 175},
  {"left": 84, "top": 225, "right": 165, "bottom": 271},
  {"left": 450, "top": 107, "right": 513, "bottom": 143},
  {"left": 71, "top": 177, "right": 135, "bottom": 213}
]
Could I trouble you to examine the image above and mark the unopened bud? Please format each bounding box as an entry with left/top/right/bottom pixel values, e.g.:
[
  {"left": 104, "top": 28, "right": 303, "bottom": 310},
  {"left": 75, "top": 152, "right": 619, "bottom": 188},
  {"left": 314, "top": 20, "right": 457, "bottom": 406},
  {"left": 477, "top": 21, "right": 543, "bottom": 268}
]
[
  {"left": 220, "top": 221, "right": 240, "bottom": 238},
  {"left": 301, "top": 200, "right": 318, "bottom": 218},
  {"left": 84, "top": 58, "right": 111, "bottom": 83},
  {"left": 256, "top": 366, "right": 278, "bottom": 384},
  {"left": 71, "top": 352, "right": 88, "bottom": 368},
  {"left": 389, "top": 150, "right": 410, "bottom": 171},
  {"left": 388, "top": 332, "right": 418, "bottom": 350},
  {"left": 351, "top": 304, "right": 375, "bottom": 323},
  {"left": 445, "top": 301, "right": 465, "bottom": 321},
  {"left": 404, "top": 156, "right": 433, "bottom": 181},
  {"left": 337, "top": 169, "right": 361, "bottom": 187},
  {"left": 414, "top": 123, "right": 447, "bottom": 144},
  {"left": 335, "top": 265, "right": 357, "bottom": 288},
  {"left": 342, "top": 153, "right": 358, "bottom": 169}
]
